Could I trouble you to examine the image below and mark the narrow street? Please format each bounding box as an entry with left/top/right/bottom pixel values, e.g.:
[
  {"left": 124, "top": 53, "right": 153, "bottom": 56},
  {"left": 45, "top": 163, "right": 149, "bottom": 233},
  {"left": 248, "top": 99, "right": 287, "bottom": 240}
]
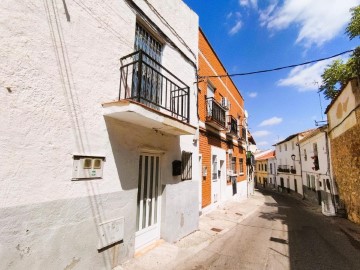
[{"left": 175, "top": 190, "right": 360, "bottom": 270}]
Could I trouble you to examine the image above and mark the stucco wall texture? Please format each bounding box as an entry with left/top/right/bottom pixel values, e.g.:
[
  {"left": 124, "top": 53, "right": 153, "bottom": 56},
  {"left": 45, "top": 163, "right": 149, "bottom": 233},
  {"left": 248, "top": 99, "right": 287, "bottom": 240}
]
[{"left": 0, "top": 0, "right": 199, "bottom": 269}]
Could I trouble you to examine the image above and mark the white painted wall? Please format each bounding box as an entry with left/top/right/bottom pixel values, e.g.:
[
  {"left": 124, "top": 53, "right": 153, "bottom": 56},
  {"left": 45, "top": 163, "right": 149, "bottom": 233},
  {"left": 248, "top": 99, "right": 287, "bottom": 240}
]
[
  {"left": 275, "top": 136, "right": 303, "bottom": 195},
  {"left": 299, "top": 129, "right": 335, "bottom": 215},
  {"left": 0, "top": 0, "right": 199, "bottom": 269},
  {"left": 268, "top": 157, "right": 277, "bottom": 187},
  {"left": 300, "top": 131, "right": 329, "bottom": 187}
]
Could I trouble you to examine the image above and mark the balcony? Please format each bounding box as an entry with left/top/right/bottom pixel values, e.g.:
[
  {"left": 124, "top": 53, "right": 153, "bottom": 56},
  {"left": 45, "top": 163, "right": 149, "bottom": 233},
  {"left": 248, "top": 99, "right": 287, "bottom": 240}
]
[
  {"left": 277, "top": 165, "right": 290, "bottom": 173},
  {"left": 206, "top": 97, "right": 226, "bottom": 129},
  {"left": 103, "top": 50, "right": 196, "bottom": 136},
  {"left": 238, "top": 126, "right": 247, "bottom": 142},
  {"left": 226, "top": 115, "right": 238, "bottom": 138},
  {"left": 277, "top": 165, "right": 296, "bottom": 174}
]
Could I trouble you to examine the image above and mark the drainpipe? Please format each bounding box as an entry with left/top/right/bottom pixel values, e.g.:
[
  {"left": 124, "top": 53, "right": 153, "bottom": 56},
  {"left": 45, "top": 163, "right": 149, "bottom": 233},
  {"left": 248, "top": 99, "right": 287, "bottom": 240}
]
[
  {"left": 243, "top": 113, "right": 249, "bottom": 198},
  {"left": 245, "top": 118, "right": 249, "bottom": 198},
  {"left": 296, "top": 141, "right": 304, "bottom": 199}
]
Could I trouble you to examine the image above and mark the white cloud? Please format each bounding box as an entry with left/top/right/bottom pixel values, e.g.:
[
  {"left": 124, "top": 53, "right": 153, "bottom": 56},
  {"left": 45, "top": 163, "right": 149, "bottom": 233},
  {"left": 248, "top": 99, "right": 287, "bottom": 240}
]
[
  {"left": 226, "top": 10, "right": 243, "bottom": 36},
  {"left": 252, "top": 130, "right": 271, "bottom": 137},
  {"left": 259, "top": 117, "right": 283, "bottom": 127},
  {"left": 257, "top": 141, "right": 269, "bottom": 146},
  {"left": 239, "top": 0, "right": 258, "bottom": 8},
  {"left": 260, "top": 0, "right": 360, "bottom": 47},
  {"left": 229, "top": 20, "right": 243, "bottom": 35},
  {"left": 248, "top": 92, "right": 258, "bottom": 98},
  {"left": 277, "top": 59, "right": 337, "bottom": 91}
]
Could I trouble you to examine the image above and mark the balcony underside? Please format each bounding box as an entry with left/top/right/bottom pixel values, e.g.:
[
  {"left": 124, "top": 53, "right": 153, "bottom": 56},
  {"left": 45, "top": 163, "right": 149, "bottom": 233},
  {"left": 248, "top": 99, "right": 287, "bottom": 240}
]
[
  {"left": 103, "top": 100, "right": 196, "bottom": 136},
  {"left": 205, "top": 118, "right": 226, "bottom": 130}
]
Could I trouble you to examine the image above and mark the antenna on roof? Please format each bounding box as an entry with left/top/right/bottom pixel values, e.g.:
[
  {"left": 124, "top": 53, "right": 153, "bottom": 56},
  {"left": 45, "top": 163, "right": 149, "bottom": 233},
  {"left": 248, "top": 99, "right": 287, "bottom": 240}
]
[
  {"left": 314, "top": 81, "right": 324, "bottom": 121},
  {"left": 314, "top": 120, "right": 327, "bottom": 126}
]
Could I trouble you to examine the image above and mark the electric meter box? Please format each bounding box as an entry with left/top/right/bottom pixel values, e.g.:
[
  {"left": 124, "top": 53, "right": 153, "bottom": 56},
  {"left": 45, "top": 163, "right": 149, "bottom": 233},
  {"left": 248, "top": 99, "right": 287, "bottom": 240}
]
[{"left": 72, "top": 155, "right": 105, "bottom": 180}]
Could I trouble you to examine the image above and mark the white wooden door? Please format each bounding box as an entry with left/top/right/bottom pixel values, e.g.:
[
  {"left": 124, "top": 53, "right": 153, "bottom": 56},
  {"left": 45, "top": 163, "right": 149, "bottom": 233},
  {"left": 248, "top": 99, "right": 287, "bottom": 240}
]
[
  {"left": 211, "top": 155, "right": 220, "bottom": 203},
  {"left": 135, "top": 154, "right": 161, "bottom": 250}
]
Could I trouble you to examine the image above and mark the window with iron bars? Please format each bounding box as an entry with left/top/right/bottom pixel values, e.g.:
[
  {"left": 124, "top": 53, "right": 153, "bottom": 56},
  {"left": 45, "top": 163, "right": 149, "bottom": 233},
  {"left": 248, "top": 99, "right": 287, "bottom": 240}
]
[
  {"left": 231, "top": 156, "right": 236, "bottom": 174},
  {"left": 239, "top": 158, "right": 244, "bottom": 174},
  {"left": 181, "top": 151, "right": 192, "bottom": 180},
  {"left": 132, "top": 23, "right": 163, "bottom": 107}
]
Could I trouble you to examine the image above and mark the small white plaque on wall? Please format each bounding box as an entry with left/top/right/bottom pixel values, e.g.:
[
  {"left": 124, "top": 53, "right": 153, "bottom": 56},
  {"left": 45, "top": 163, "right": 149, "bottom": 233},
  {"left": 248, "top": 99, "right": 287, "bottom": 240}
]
[{"left": 97, "top": 217, "right": 124, "bottom": 250}]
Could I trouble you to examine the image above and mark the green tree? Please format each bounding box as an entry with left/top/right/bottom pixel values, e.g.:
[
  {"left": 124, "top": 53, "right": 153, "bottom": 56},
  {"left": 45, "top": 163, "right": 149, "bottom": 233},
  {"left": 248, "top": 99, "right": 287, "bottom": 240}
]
[
  {"left": 319, "top": 59, "right": 354, "bottom": 100},
  {"left": 319, "top": 5, "right": 360, "bottom": 100},
  {"left": 346, "top": 6, "right": 360, "bottom": 40}
]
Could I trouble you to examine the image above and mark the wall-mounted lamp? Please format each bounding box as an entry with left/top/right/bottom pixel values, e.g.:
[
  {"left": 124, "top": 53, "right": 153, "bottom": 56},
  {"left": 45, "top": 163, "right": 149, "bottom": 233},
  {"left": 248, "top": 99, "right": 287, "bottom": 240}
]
[{"left": 291, "top": 154, "right": 296, "bottom": 161}]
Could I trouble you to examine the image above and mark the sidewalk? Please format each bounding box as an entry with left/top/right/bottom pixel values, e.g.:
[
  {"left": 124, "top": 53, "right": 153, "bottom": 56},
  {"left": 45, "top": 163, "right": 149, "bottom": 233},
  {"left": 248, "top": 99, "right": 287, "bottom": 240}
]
[{"left": 116, "top": 192, "right": 266, "bottom": 270}]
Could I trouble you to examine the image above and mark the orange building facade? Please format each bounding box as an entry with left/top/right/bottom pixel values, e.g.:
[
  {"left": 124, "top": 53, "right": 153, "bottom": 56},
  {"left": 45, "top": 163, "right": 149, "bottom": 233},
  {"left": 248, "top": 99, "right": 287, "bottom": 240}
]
[{"left": 198, "top": 29, "right": 248, "bottom": 211}]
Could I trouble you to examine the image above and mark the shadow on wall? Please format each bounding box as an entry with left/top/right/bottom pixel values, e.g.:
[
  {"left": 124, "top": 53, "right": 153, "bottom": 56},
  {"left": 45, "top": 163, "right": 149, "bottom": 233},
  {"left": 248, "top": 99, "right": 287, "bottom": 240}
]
[
  {"left": 105, "top": 117, "right": 140, "bottom": 191},
  {"left": 257, "top": 190, "right": 360, "bottom": 270},
  {"left": 104, "top": 117, "right": 184, "bottom": 190}
]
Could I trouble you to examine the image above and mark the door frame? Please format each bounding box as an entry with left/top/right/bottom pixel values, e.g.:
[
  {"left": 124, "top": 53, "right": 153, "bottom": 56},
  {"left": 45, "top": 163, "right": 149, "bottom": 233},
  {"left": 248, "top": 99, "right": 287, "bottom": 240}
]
[{"left": 135, "top": 152, "right": 162, "bottom": 251}]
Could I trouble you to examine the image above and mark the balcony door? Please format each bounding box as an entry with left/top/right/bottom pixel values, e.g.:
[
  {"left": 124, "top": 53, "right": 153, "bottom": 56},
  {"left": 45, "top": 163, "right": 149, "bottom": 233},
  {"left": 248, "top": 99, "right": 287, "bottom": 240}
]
[
  {"left": 132, "top": 23, "right": 163, "bottom": 109},
  {"left": 135, "top": 153, "right": 162, "bottom": 250},
  {"left": 206, "top": 85, "right": 215, "bottom": 117}
]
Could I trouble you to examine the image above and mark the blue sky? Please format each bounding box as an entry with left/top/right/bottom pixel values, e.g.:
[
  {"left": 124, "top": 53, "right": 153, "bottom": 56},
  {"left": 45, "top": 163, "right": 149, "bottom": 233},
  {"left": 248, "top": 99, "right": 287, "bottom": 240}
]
[{"left": 183, "top": 0, "right": 360, "bottom": 150}]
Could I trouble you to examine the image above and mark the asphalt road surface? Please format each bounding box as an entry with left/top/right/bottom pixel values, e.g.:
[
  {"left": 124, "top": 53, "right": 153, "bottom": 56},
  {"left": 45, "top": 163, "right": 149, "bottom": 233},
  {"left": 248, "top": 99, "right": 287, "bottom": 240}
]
[{"left": 176, "top": 190, "right": 360, "bottom": 270}]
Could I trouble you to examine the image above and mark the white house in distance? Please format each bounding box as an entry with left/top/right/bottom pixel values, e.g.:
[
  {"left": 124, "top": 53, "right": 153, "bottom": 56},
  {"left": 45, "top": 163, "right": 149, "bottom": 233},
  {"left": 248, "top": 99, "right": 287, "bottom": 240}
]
[
  {"left": 298, "top": 126, "right": 336, "bottom": 216},
  {"left": 274, "top": 131, "right": 313, "bottom": 196},
  {"left": 0, "top": 0, "right": 199, "bottom": 269},
  {"left": 268, "top": 153, "right": 277, "bottom": 189}
]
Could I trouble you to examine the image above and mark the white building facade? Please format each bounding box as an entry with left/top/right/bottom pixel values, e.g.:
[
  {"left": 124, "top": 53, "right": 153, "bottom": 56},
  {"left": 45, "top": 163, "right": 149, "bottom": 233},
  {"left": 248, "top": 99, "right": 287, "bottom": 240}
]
[
  {"left": 299, "top": 126, "right": 336, "bottom": 216},
  {"left": 268, "top": 155, "right": 277, "bottom": 189},
  {"left": 274, "top": 133, "right": 305, "bottom": 196},
  {"left": 0, "top": 0, "right": 199, "bottom": 269}
]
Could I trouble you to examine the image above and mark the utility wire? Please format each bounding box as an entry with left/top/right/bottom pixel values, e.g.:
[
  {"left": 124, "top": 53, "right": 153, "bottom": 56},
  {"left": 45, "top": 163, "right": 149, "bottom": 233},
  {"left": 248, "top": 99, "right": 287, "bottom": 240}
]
[{"left": 199, "top": 49, "right": 354, "bottom": 79}]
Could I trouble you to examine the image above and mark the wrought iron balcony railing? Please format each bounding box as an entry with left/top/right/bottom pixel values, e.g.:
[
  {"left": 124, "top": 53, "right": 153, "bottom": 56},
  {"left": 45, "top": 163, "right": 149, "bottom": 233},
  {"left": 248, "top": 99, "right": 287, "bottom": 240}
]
[
  {"left": 206, "top": 97, "right": 226, "bottom": 128},
  {"left": 278, "top": 165, "right": 296, "bottom": 174},
  {"left": 119, "top": 50, "right": 190, "bottom": 123},
  {"left": 226, "top": 115, "right": 238, "bottom": 137}
]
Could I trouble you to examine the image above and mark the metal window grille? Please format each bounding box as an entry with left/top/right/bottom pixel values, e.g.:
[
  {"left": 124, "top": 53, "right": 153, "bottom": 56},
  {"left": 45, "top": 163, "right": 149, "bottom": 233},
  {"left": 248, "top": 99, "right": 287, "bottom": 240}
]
[
  {"left": 132, "top": 23, "right": 163, "bottom": 109},
  {"left": 135, "top": 23, "right": 162, "bottom": 62},
  {"left": 231, "top": 157, "right": 236, "bottom": 173},
  {"left": 239, "top": 158, "right": 244, "bottom": 173},
  {"left": 181, "top": 151, "right": 192, "bottom": 180}
]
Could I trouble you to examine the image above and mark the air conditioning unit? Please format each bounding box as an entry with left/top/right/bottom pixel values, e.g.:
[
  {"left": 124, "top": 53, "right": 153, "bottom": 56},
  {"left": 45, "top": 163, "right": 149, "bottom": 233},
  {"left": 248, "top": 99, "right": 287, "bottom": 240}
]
[{"left": 222, "top": 97, "right": 230, "bottom": 109}]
